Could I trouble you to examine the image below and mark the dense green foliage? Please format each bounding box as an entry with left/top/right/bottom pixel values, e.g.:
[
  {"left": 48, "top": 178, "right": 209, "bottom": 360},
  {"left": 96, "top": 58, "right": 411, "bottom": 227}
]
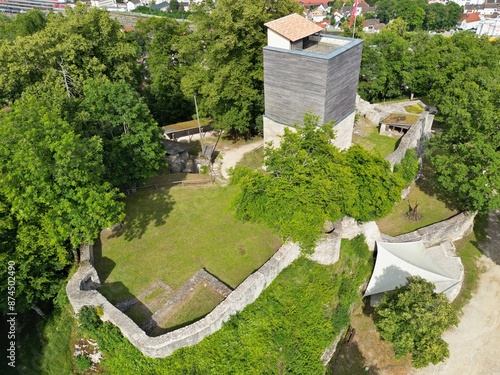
[
  {"left": 178, "top": 0, "right": 301, "bottom": 136},
  {"left": 73, "top": 237, "right": 373, "bottom": 374},
  {"left": 133, "top": 17, "right": 194, "bottom": 125},
  {"left": 231, "top": 114, "right": 403, "bottom": 250},
  {"left": 0, "top": 4, "right": 140, "bottom": 103},
  {"left": 375, "top": 0, "right": 462, "bottom": 31},
  {"left": 394, "top": 149, "right": 420, "bottom": 184},
  {"left": 375, "top": 276, "right": 459, "bottom": 368},
  {"left": 0, "top": 10, "right": 47, "bottom": 40},
  {"left": 0, "top": 6, "right": 168, "bottom": 314},
  {"left": 426, "top": 66, "right": 500, "bottom": 212}
]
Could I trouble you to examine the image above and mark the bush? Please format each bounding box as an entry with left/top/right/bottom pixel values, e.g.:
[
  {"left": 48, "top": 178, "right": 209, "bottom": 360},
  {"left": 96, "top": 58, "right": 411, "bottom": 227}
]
[
  {"left": 375, "top": 276, "right": 458, "bottom": 368},
  {"left": 74, "top": 355, "right": 92, "bottom": 372},
  {"left": 78, "top": 306, "right": 101, "bottom": 334},
  {"left": 394, "top": 149, "right": 420, "bottom": 184}
]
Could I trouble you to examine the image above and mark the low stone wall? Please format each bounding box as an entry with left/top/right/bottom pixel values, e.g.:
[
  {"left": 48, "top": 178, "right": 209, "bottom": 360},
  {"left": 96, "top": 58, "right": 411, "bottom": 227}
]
[
  {"left": 355, "top": 96, "right": 434, "bottom": 170},
  {"left": 67, "top": 242, "right": 301, "bottom": 358},
  {"left": 382, "top": 211, "right": 476, "bottom": 247}
]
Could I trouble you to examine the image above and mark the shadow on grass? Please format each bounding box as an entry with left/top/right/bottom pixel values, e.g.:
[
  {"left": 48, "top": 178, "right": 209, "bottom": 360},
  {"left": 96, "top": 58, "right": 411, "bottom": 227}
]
[
  {"left": 93, "top": 237, "right": 116, "bottom": 284},
  {"left": 328, "top": 335, "right": 381, "bottom": 375},
  {"left": 111, "top": 184, "right": 177, "bottom": 241},
  {"left": 415, "top": 158, "right": 461, "bottom": 212},
  {"left": 473, "top": 210, "right": 500, "bottom": 265},
  {"left": 98, "top": 281, "right": 155, "bottom": 329}
]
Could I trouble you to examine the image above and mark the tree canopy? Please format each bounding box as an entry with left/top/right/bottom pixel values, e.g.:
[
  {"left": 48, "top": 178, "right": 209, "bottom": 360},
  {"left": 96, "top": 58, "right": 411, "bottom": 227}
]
[
  {"left": 178, "top": 0, "right": 302, "bottom": 137},
  {"left": 0, "top": 6, "right": 168, "bottom": 313},
  {"left": 375, "top": 276, "right": 458, "bottom": 368},
  {"left": 0, "top": 90, "right": 125, "bottom": 313},
  {"left": 231, "top": 114, "right": 403, "bottom": 250}
]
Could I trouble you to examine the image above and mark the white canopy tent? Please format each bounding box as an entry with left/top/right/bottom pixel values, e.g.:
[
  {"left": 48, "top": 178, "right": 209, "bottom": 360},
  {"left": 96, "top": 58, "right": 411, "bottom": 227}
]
[{"left": 365, "top": 241, "right": 461, "bottom": 298}]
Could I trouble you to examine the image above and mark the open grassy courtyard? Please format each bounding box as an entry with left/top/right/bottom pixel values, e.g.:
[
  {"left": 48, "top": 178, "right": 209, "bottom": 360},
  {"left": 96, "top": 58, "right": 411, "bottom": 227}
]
[{"left": 94, "top": 182, "right": 282, "bottom": 328}]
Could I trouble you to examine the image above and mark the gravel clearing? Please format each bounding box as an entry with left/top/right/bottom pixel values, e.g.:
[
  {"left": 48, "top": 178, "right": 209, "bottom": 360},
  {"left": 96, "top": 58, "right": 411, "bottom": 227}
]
[{"left": 412, "top": 210, "right": 500, "bottom": 375}]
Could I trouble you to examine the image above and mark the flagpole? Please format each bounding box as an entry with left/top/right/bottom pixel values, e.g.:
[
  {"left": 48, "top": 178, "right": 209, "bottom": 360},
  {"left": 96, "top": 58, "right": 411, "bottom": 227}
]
[{"left": 352, "top": 14, "right": 356, "bottom": 38}]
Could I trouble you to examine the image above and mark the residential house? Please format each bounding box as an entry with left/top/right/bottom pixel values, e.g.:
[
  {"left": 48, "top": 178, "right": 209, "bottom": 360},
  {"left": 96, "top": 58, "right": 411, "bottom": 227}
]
[
  {"left": 363, "top": 18, "right": 386, "bottom": 33},
  {"left": 151, "top": 1, "right": 169, "bottom": 11},
  {"left": 458, "top": 12, "right": 483, "bottom": 29}
]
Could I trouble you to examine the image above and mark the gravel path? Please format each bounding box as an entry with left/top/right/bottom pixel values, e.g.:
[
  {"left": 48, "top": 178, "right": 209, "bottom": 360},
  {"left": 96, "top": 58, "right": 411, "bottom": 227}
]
[
  {"left": 219, "top": 140, "right": 264, "bottom": 179},
  {"left": 412, "top": 211, "right": 500, "bottom": 375}
]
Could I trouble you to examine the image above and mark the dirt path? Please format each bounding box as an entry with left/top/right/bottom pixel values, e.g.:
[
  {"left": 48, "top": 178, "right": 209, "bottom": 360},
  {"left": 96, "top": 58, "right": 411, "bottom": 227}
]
[
  {"left": 219, "top": 139, "right": 264, "bottom": 179},
  {"left": 412, "top": 210, "right": 500, "bottom": 375}
]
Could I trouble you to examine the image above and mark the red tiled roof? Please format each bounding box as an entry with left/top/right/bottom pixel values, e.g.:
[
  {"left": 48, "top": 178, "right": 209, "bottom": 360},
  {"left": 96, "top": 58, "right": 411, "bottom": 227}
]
[
  {"left": 265, "top": 13, "right": 323, "bottom": 42},
  {"left": 465, "top": 13, "right": 481, "bottom": 23},
  {"left": 123, "top": 26, "right": 135, "bottom": 31}
]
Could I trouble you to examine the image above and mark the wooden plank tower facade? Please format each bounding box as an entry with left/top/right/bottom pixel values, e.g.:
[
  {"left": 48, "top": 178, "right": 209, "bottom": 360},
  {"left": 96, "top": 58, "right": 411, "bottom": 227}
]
[{"left": 263, "top": 14, "right": 363, "bottom": 150}]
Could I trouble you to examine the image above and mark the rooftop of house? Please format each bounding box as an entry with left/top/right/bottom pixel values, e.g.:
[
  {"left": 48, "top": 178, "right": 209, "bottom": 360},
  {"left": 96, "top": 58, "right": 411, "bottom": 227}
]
[
  {"left": 264, "top": 13, "right": 323, "bottom": 42},
  {"left": 465, "top": 13, "right": 482, "bottom": 23}
]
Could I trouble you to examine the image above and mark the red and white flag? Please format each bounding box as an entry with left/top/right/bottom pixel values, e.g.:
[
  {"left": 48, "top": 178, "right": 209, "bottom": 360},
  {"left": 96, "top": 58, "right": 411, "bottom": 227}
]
[{"left": 349, "top": 0, "right": 359, "bottom": 29}]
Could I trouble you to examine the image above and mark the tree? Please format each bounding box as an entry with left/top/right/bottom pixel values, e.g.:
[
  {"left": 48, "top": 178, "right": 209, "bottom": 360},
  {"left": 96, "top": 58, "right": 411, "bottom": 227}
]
[
  {"left": 426, "top": 67, "right": 500, "bottom": 212},
  {"left": 344, "top": 145, "right": 404, "bottom": 221},
  {"left": 394, "top": 0, "right": 427, "bottom": 31},
  {"left": 231, "top": 114, "right": 402, "bottom": 250},
  {"left": 178, "top": 0, "right": 302, "bottom": 137},
  {"left": 0, "top": 3, "right": 140, "bottom": 103},
  {"left": 75, "top": 79, "right": 167, "bottom": 188},
  {"left": 133, "top": 17, "right": 193, "bottom": 125},
  {"left": 358, "top": 24, "right": 412, "bottom": 101},
  {"left": 375, "top": 276, "right": 458, "bottom": 368},
  {"left": 0, "top": 89, "right": 125, "bottom": 313},
  {"left": 169, "top": 0, "right": 180, "bottom": 12}
]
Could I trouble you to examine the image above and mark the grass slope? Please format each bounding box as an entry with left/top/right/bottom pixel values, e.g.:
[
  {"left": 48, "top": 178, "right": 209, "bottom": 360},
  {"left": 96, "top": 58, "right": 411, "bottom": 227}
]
[{"left": 376, "top": 184, "right": 458, "bottom": 236}]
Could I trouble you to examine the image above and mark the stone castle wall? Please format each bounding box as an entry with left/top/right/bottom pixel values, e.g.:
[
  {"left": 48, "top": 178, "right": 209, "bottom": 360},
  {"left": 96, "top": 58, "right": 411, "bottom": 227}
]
[{"left": 67, "top": 242, "right": 301, "bottom": 358}]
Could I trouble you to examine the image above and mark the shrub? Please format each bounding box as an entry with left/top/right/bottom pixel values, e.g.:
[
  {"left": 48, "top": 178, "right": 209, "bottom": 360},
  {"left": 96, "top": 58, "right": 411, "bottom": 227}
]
[
  {"left": 394, "top": 149, "right": 420, "bottom": 184},
  {"left": 74, "top": 355, "right": 92, "bottom": 372},
  {"left": 78, "top": 306, "right": 101, "bottom": 334}
]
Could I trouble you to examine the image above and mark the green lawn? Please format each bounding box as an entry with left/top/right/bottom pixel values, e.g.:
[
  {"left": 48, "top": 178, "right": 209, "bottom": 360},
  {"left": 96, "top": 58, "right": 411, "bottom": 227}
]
[
  {"left": 236, "top": 146, "right": 264, "bottom": 170},
  {"left": 352, "top": 126, "right": 399, "bottom": 158},
  {"left": 95, "top": 184, "right": 282, "bottom": 305},
  {"left": 376, "top": 184, "right": 458, "bottom": 236}
]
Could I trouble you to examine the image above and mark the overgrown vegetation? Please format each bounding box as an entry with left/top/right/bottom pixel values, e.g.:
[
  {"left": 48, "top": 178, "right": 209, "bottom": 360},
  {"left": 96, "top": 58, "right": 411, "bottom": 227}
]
[
  {"left": 375, "top": 277, "right": 459, "bottom": 368},
  {"left": 71, "top": 236, "right": 373, "bottom": 374},
  {"left": 394, "top": 149, "right": 420, "bottom": 185},
  {"left": 231, "top": 114, "right": 404, "bottom": 251}
]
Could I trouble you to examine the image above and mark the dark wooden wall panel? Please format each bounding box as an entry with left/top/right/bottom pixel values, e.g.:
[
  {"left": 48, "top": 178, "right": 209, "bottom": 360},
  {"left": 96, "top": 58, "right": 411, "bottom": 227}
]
[
  {"left": 264, "top": 37, "right": 363, "bottom": 127},
  {"left": 324, "top": 42, "right": 363, "bottom": 124}
]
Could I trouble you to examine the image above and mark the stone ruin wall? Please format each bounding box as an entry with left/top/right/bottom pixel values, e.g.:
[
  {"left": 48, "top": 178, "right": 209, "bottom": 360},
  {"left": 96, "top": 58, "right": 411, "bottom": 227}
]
[
  {"left": 67, "top": 209, "right": 475, "bottom": 359},
  {"left": 355, "top": 96, "right": 434, "bottom": 170},
  {"left": 67, "top": 242, "right": 301, "bottom": 358}
]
